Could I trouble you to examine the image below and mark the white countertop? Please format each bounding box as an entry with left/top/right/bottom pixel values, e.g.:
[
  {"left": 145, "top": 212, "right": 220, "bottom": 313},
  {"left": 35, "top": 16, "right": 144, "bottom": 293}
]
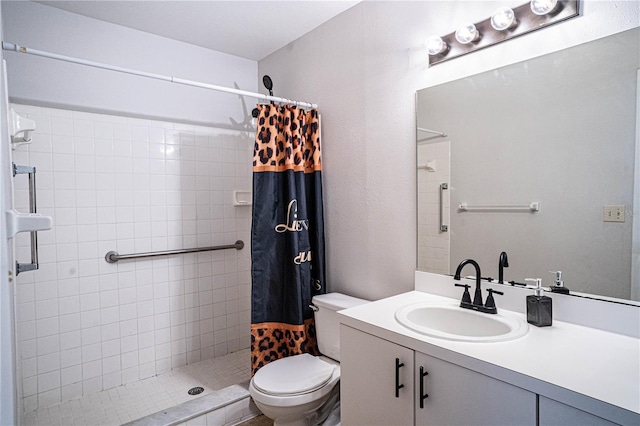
[{"left": 338, "top": 290, "right": 640, "bottom": 425}]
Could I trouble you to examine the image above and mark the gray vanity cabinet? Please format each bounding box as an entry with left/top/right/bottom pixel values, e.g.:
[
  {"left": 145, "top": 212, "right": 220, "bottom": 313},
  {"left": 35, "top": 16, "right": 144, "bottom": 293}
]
[
  {"left": 538, "top": 397, "right": 618, "bottom": 426},
  {"left": 414, "top": 351, "right": 536, "bottom": 425},
  {"left": 340, "top": 324, "right": 414, "bottom": 425},
  {"left": 340, "top": 325, "right": 537, "bottom": 426}
]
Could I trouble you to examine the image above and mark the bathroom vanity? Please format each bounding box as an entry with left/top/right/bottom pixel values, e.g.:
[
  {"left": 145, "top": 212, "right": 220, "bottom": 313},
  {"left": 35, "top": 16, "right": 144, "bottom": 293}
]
[{"left": 338, "top": 273, "right": 640, "bottom": 426}]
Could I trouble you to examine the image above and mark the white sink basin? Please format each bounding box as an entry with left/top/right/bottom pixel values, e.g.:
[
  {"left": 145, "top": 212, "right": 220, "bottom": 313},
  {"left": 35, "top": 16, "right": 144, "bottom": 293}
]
[{"left": 394, "top": 302, "right": 528, "bottom": 343}]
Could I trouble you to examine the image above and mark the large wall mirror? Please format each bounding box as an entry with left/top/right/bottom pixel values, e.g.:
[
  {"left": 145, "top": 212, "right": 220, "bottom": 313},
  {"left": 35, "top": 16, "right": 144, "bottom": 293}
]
[{"left": 417, "top": 27, "right": 640, "bottom": 303}]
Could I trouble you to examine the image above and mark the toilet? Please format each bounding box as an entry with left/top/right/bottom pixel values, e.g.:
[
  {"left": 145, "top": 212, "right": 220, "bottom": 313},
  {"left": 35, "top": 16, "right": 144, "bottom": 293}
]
[{"left": 249, "top": 292, "right": 368, "bottom": 426}]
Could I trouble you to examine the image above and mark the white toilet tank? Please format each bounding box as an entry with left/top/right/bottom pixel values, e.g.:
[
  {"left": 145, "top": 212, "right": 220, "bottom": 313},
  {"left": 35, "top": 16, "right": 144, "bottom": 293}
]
[{"left": 312, "top": 293, "right": 368, "bottom": 362}]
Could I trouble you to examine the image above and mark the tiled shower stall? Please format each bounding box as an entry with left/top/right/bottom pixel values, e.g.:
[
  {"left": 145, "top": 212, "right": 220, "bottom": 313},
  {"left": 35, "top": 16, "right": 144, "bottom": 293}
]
[{"left": 10, "top": 103, "right": 254, "bottom": 414}]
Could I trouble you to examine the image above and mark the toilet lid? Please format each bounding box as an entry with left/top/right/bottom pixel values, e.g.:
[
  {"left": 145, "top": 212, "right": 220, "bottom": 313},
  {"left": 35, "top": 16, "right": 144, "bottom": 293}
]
[{"left": 253, "top": 354, "right": 336, "bottom": 396}]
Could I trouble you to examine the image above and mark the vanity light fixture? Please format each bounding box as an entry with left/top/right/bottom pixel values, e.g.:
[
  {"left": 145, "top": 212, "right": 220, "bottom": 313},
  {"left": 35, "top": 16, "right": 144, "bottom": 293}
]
[
  {"left": 530, "top": 0, "right": 558, "bottom": 15},
  {"left": 426, "top": 0, "right": 579, "bottom": 66},
  {"left": 491, "top": 7, "right": 517, "bottom": 31},
  {"left": 425, "top": 35, "right": 448, "bottom": 56},
  {"left": 455, "top": 24, "right": 479, "bottom": 44}
]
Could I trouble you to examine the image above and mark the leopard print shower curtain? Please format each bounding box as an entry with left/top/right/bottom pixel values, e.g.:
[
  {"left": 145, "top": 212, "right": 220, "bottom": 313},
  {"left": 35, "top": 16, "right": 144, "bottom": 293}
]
[{"left": 250, "top": 104, "right": 326, "bottom": 375}]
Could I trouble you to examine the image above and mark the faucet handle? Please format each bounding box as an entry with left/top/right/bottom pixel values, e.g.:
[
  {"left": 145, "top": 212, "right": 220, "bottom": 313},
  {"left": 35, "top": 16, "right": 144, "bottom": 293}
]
[
  {"left": 484, "top": 288, "right": 504, "bottom": 309},
  {"left": 454, "top": 283, "right": 472, "bottom": 304}
]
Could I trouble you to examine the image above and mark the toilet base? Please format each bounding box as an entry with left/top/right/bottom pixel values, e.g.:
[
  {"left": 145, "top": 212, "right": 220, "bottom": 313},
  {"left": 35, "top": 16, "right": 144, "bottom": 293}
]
[{"left": 253, "top": 385, "right": 340, "bottom": 426}]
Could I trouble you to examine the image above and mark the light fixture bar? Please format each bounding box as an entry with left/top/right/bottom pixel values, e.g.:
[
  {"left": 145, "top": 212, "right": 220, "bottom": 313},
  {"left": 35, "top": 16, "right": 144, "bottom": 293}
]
[{"left": 428, "top": 0, "right": 579, "bottom": 66}]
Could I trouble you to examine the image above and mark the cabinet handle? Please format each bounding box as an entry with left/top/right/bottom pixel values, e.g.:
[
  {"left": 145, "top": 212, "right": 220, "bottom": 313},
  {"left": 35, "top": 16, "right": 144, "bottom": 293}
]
[
  {"left": 419, "top": 366, "right": 429, "bottom": 408},
  {"left": 395, "top": 358, "right": 404, "bottom": 397}
]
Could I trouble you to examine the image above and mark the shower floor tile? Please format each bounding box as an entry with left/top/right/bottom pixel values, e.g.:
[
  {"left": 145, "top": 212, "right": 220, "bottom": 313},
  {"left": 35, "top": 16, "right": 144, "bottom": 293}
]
[{"left": 23, "top": 349, "right": 250, "bottom": 426}]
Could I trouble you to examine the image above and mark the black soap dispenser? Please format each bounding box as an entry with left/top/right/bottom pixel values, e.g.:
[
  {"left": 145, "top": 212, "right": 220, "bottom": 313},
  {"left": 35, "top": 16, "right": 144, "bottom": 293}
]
[{"left": 525, "top": 278, "right": 552, "bottom": 327}]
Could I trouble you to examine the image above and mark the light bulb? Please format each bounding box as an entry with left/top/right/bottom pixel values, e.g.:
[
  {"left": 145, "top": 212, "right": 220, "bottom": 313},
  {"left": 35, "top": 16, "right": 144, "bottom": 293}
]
[
  {"left": 426, "top": 35, "right": 447, "bottom": 55},
  {"left": 530, "top": 0, "right": 558, "bottom": 15},
  {"left": 455, "top": 24, "right": 479, "bottom": 45},
  {"left": 491, "top": 7, "right": 517, "bottom": 31}
]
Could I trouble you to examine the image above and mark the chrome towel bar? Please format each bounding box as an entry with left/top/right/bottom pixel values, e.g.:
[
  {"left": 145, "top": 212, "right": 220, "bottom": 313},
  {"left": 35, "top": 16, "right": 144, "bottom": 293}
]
[
  {"left": 458, "top": 202, "right": 540, "bottom": 212},
  {"left": 417, "top": 127, "right": 447, "bottom": 137},
  {"left": 105, "top": 240, "right": 244, "bottom": 263}
]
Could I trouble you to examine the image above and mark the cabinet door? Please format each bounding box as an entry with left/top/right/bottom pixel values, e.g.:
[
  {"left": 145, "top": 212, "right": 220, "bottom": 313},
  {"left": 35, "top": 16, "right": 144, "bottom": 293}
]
[
  {"left": 415, "top": 352, "right": 536, "bottom": 426},
  {"left": 340, "top": 325, "right": 414, "bottom": 426},
  {"left": 539, "top": 396, "right": 617, "bottom": 426}
]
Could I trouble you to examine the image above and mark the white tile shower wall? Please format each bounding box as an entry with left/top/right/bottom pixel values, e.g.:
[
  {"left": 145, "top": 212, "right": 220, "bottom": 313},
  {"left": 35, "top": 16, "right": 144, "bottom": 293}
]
[
  {"left": 10, "top": 104, "right": 254, "bottom": 413},
  {"left": 417, "top": 141, "right": 450, "bottom": 275}
]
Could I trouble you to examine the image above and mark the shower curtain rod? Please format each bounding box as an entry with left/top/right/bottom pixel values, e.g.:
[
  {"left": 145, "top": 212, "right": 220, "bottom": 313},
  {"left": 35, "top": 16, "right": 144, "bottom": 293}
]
[{"left": 2, "top": 41, "right": 318, "bottom": 109}]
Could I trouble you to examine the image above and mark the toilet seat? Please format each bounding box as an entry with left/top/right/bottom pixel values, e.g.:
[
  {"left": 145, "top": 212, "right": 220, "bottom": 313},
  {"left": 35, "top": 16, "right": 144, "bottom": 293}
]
[{"left": 253, "top": 353, "right": 336, "bottom": 396}]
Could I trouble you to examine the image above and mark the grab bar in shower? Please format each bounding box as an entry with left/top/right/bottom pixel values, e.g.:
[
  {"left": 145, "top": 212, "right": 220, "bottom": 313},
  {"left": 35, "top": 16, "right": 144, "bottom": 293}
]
[
  {"left": 440, "top": 183, "right": 448, "bottom": 232},
  {"left": 105, "top": 240, "right": 245, "bottom": 263},
  {"left": 12, "top": 163, "right": 53, "bottom": 275}
]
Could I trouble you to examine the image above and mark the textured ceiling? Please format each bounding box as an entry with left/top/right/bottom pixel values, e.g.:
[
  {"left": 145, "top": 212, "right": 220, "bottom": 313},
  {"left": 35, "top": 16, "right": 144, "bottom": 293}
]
[{"left": 35, "top": 1, "right": 359, "bottom": 61}]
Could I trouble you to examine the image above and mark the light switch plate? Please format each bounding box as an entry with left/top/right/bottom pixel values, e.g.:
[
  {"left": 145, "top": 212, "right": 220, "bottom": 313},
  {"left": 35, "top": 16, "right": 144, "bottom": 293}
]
[{"left": 603, "top": 205, "right": 625, "bottom": 223}]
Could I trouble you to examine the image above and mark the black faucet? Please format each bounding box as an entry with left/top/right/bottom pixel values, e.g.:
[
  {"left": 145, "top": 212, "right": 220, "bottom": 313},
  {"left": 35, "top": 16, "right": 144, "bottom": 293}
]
[
  {"left": 498, "top": 252, "right": 509, "bottom": 284},
  {"left": 454, "top": 259, "right": 503, "bottom": 314},
  {"left": 454, "top": 259, "right": 483, "bottom": 305}
]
